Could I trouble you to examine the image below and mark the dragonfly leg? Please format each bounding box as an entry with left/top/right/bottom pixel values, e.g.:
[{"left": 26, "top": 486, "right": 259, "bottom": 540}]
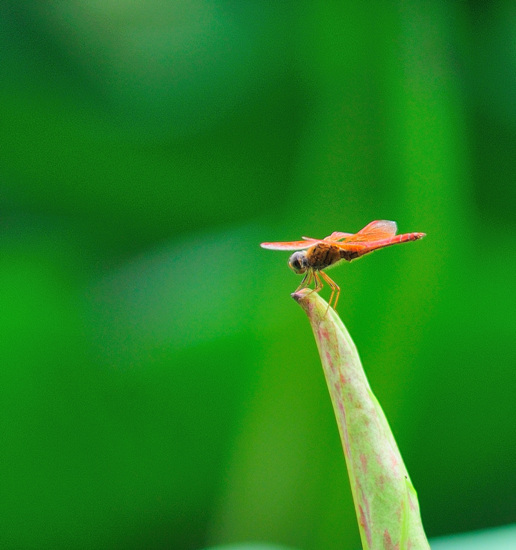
[
  {"left": 313, "top": 271, "right": 324, "bottom": 293},
  {"left": 320, "top": 270, "right": 340, "bottom": 311},
  {"left": 295, "top": 269, "right": 313, "bottom": 292},
  {"left": 303, "top": 270, "right": 322, "bottom": 299}
]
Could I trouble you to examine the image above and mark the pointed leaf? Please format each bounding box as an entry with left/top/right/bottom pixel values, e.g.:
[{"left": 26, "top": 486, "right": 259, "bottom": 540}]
[{"left": 293, "top": 289, "right": 430, "bottom": 550}]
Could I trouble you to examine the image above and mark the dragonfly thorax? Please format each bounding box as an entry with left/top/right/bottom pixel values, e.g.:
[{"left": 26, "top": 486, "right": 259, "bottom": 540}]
[{"left": 288, "top": 251, "right": 309, "bottom": 274}]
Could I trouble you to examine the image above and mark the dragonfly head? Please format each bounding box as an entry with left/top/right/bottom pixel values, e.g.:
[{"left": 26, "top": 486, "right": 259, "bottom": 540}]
[{"left": 288, "top": 251, "right": 309, "bottom": 274}]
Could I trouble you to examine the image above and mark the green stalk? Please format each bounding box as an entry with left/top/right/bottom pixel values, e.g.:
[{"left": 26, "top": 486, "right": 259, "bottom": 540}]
[{"left": 293, "top": 289, "right": 430, "bottom": 550}]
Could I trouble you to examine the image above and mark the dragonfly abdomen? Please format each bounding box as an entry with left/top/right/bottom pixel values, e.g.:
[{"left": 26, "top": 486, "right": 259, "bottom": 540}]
[{"left": 338, "top": 248, "right": 361, "bottom": 262}]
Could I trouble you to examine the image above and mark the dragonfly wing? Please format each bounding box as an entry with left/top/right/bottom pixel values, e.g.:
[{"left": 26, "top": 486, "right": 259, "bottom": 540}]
[
  {"left": 260, "top": 240, "right": 319, "bottom": 250},
  {"left": 324, "top": 231, "right": 354, "bottom": 241},
  {"left": 344, "top": 220, "right": 397, "bottom": 243}
]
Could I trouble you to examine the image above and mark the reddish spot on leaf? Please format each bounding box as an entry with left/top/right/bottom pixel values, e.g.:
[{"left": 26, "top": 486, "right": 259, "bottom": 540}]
[
  {"left": 360, "top": 453, "right": 368, "bottom": 473},
  {"left": 325, "top": 350, "right": 334, "bottom": 370},
  {"left": 337, "top": 401, "right": 351, "bottom": 456},
  {"left": 395, "top": 503, "right": 403, "bottom": 522},
  {"left": 377, "top": 474, "right": 385, "bottom": 489},
  {"left": 390, "top": 451, "right": 400, "bottom": 474},
  {"left": 359, "top": 504, "right": 372, "bottom": 548},
  {"left": 346, "top": 390, "right": 356, "bottom": 405},
  {"left": 383, "top": 529, "right": 399, "bottom": 550}
]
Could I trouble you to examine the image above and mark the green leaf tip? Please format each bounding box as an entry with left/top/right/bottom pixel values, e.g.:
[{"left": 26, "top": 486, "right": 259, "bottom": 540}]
[{"left": 293, "top": 289, "right": 430, "bottom": 550}]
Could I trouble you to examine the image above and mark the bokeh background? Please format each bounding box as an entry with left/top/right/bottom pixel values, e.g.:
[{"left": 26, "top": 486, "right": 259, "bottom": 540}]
[{"left": 1, "top": 2, "right": 515, "bottom": 549}]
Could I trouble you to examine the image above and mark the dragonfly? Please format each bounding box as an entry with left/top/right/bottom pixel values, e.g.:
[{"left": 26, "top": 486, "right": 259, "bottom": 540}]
[{"left": 260, "top": 220, "right": 425, "bottom": 311}]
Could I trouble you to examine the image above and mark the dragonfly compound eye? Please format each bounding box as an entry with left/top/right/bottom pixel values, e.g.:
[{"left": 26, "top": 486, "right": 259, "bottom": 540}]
[{"left": 288, "top": 251, "right": 308, "bottom": 274}]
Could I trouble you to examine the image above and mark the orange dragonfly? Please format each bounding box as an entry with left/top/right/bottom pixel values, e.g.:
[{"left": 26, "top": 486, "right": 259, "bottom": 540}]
[{"left": 261, "top": 220, "right": 425, "bottom": 311}]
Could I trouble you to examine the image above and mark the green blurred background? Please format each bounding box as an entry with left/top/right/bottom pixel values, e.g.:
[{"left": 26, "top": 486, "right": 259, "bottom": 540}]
[{"left": 1, "top": 1, "right": 515, "bottom": 549}]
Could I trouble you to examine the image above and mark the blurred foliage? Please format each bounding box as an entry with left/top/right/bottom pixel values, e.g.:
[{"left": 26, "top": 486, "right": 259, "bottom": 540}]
[{"left": 0, "top": 1, "right": 515, "bottom": 549}]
